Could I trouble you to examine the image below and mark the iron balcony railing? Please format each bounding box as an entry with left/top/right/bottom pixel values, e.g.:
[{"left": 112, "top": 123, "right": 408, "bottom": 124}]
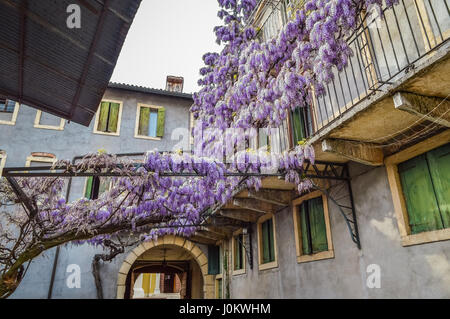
[
  {"left": 252, "top": 0, "right": 449, "bottom": 154},
  {"left": 311, "top": 0, "right": 450, "bottom": 134}
]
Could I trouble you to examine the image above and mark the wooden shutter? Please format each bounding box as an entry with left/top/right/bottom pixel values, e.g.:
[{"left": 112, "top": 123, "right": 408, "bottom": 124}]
[
  {"left": 261, "top": 220, "right": 270, "bottom": 263},
  {"left": 156, "top": 108, "right": 165, "bottom": 137},
  {"left": 309, "top": 197, "right": 328, "bottom": 253},
  {"left": 299, "top": 203, "right": 311, "bottom": 255},
  {"left": 138, "top": 107, "right": 150, "bottom": 136},
  {"left": 208, "top": 245, "right": 220, "bottom": 275},
  {"left": 291, "top": 108, "right": 306, "bottom": 144},
  {"left": 97, "top": 102, "right": 109, "bottom": 132},
  {"left": 268, "top": 218, "right": 275, "bottom": 262},
  {"left": 234, "top": 236, "right": 241, "bottom": 270},
  {"left": 398, "top": 155, "right": 444, "bottom": 234},
  {"left": 108, "top": 103, "right": 120, "bottom": 133},
  {"left": 84, "top": 176, "right": 93, "bottom": 199},
  {"left": 426, "top": 143, "right": 450, "bottom": 228}
]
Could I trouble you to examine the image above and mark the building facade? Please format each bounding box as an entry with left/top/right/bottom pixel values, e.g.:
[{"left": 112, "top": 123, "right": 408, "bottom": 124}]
[
  {"left": 0, "top": 79, "right": 202, "bottom": 299},
  {"left": 1, "top": 0, "right": 449, "bottom": 299},
  {"left": 208, "top": 0, "right": 450, "bottom": 299}
]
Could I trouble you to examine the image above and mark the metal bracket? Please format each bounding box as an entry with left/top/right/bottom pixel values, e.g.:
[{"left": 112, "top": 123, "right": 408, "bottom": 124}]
[{"left": 312, "top": 165, "right": 361, "bottom": 249}]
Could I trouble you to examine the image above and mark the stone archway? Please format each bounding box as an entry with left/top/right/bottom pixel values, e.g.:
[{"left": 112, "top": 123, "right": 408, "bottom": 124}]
[{"left": 116, "top": 235, "right": 215, "bottom": 299}]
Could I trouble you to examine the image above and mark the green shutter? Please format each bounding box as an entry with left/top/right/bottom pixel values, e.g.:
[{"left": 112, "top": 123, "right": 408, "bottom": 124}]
[
  {"left": 291, "top": 108, "right": 306, "bottom": 144},
  {"left": 85, "top": 176, "right": 93, "bottom": 199},
  {"left": 138, "top": 107, "right": 150, "bottom": 136},
  {"left": 426, "top": 143, "right": 450, "bottom": 228},
  {"left": 108, "top": 103, "right": 120, "bottom": 133},
  {"left": 156, "top": 108, "right": 165, "bottom": 137},
  {"left": 208, "top": 245, "right": 220, "bottom": 275},
  {"left": 97, "top": 102, "right": 109, "bottom": 132},
  {"left": 398, "top": 155, "right": 444, "bottom": 234},
  {"left": 299, "top": 203, "right": 311, "bottom": 255},
  {"left": 309, "top": 197, "right": 328, "bottom": 253},
  {"left": 262, "top": 220, "right": 270, "bottom": 263},
  {"left": 234, "top": 236, "right": 241, "bottom": 270},
  {"left": 268, "top": 218, "right": 275, "bottom": 262}
]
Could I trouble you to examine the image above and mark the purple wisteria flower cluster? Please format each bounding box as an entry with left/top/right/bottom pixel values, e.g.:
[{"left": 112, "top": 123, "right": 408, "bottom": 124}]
[
  {"left": 192, "top": 0, "right": 397, "bottom": 132},
  {"left": 12, "top": 146, "right": 315, "bottom": 246}
]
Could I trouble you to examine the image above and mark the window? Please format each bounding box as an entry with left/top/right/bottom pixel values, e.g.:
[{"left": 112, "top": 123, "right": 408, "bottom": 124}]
[
  {"left": 257, "top": 214, "right": 278, "bottom": 270},
  {"left": 290, "top": 106, "right": 312, "bottom": 145},
  {"left": 292, "top": 191, "right": 334, "bottom": 263},
  {"left": 34, "top": 110, "right": 65, "bottom": 131},
  {"left": 0, "top": 99, "right": 19, "bottom": 125},
  {"left": 207, "top": 245, "right": 221, "bottom": 275},
  {"left": 232, "top": 230, "right": 246, "bottom": 275},
  {"left": 385, "top": 132, "right": 450, "bottom": 247},
  {"left": 398, "top": 144, "right": 449, "bottom": 235},
  {"left": 25, "top": 153, "right": 57, "bottom": 167},
  {"left": 135, "top": 104, "right": 165, "bottom": 140},
  {"left": 84, "top": 176, "right": 112, "bottom": 200},
  {"left": 0, "top": 151, "right": 6, "bottom": 178},
  {"left": 93, "top": 100, "right": 123, "bottom": 136}
]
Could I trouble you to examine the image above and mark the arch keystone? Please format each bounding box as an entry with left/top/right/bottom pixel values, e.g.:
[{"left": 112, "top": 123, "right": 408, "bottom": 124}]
[{"left": 163, "top": 235, "right": 176, "bottom": 245}]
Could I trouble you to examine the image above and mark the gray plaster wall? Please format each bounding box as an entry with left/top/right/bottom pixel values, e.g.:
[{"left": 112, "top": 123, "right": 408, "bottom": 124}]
[
  {"left": 0, "top": 87, "right": 193, "bottom": 299},
  {"left": 229, "top": 162, "right": 450, "bottom": 298}
]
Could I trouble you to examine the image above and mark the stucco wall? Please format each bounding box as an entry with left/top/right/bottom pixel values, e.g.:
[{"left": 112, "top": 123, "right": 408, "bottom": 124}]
[
  {"left": 229, "top": 162, "right": 450, "bottom": 298},
  {"left": 1, "top": 87, "right": 193, "bottom": 299}
]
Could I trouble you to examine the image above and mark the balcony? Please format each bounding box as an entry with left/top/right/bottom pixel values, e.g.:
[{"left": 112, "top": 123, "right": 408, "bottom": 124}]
[
  {"left": 256, "top": 0, "right": 450, "bottom": 164},
  {"left": 306, "top": 0, "right": 450, "bottom": 163}
]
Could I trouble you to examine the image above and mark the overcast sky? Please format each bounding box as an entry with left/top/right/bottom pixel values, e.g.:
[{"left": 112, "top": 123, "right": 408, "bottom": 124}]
[{"left": 110, "top": 0, "right": 222, "bottom": 94}]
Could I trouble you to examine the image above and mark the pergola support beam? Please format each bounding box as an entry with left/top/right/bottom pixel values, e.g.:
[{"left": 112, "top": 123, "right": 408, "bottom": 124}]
[
  {"left": 246, "top": 189, "right": 292, "bottom": 206},
  {"left": 322, "top": 139, "right": 384, "bottom": 166},
  {"left": 393, "top": 92, "right": 450, "bottom": 127},
  {"left": 219, "top": 209, "right": 264, "bottom": 223}
]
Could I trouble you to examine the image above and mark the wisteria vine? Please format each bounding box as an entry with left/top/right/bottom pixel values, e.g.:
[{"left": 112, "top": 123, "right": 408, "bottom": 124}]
[{"left": 0, "top": 0, "right": 401, "bottom": 297}]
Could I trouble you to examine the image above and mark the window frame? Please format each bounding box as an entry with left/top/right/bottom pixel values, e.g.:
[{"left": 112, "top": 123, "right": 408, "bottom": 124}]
[
  {"left": 257, "top": 213, "right": 278, "bottom": 271},
  {"left": 0, "top": 151, "right": 7, "bottom": 178},
  {"left": 0, "top": 101, "right": 20, "bottom": 126},
  {"left": 25, "top": 155, "right": 57, "bottom": 167},
  {"left": 34, "top": 110, "right": 65, "bottom": 131},
  {"left": 134, "top": 103, "right": 164, "bottom": 140},
  {"left": 231, "top": 229, "right": 246, "bottom": 276},
  {"left": 93, "top": 99, "right": 123, "bottom": 136},
  {"left": 292, "top": 190, "right": 334, "bottom": 263},
  {"left": 385, "top": 130, "right": 450, "bottom": 247}
]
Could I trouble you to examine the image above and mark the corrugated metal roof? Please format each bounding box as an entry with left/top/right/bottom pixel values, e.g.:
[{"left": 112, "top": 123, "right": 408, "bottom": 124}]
[
  {"left": 0, "top": 0, "right": 141, "bottom": 126},
  {"left": 108, "top": 82, "right": 193, "bottom": 100}
]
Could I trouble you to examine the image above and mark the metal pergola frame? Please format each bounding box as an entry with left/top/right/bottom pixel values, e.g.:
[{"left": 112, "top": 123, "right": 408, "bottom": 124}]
[{"left": 2, "top": 152, "right": 361, "bottom": 250}]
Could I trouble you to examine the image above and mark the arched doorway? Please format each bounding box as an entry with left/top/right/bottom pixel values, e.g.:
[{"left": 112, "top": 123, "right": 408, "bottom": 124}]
[{"left": 116, "top": 235, "right": 215, "bottom": 299}]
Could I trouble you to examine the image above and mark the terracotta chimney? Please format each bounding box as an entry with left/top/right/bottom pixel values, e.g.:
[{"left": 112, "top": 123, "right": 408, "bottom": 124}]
[{"left": 166, "top": 76, "right": 184, "bottom": 93}]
